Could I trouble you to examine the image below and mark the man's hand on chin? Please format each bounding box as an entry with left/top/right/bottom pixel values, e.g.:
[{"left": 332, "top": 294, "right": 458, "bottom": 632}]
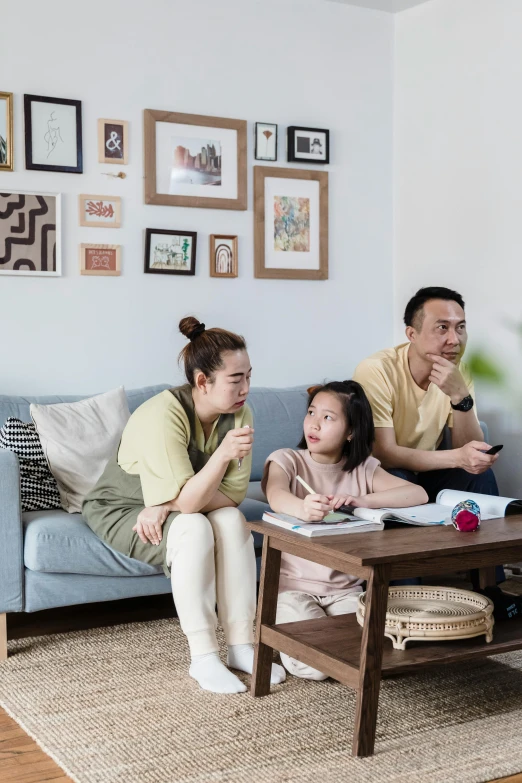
[{"left": 426, "top": 353, "right": 469, "bottom": 404}]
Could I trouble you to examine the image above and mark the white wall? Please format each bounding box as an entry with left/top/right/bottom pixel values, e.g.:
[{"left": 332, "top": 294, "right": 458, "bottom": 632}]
[
  {"left": 0, "top": 0, "right": 394, "bottom": 395},
  {"left": 394, "top": 0, "right": 522, "bottom": 494}
]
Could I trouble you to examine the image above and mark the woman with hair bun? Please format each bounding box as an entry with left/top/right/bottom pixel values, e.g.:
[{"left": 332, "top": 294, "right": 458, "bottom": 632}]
[{"left": 84, "top": 317, "right": 285, "bottom": 693}]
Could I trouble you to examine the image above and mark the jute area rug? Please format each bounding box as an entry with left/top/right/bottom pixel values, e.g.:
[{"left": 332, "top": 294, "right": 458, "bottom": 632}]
[{"left": 3, "top": 607, "right": 522, "bottom": 783}]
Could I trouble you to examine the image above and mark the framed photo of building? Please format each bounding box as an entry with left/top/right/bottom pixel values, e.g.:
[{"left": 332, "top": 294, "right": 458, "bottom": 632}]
[
  {"left": 0, "top": 191, "right": 61, "bottom": 276},
  {"left": 210, "top": 234, "right": 238, "bottom": 278},
  {"left": 24, "top": 94, "right": 83, "bottom": 173},
  {"left": 80, "top": 244, "right": 121, "bottom": 276},
  {"left": 143, "top": 110, "right": 247, "bottom": 210},
  {"left": 79, "top": 195, "right": 121, "bottom": 228},
  {"left": 254, "top": 166, "right": 328, "bottom": 280},
  {"left": 255, "top": 122, "right": 277, "bottom": 162},
  {"left": 287, "top": 126, "right": 329, "bottom": 164},
  {"left": 0, "top": 92, "right": 13, "bottom": 171},
  {"left": 144, "top": 228, "right": 197, "bottom": 275},
  {"left": 98, "top": 119, "right": 129, "bottom": 164}
]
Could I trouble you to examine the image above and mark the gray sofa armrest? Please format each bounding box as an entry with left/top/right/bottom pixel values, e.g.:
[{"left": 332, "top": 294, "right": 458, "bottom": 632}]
[{"left": 0, "top": 449, "right": 24, "bottom": 613}]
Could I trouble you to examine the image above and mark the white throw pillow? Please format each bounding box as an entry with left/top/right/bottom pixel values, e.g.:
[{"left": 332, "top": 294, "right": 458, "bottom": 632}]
[{"left": 30, "top": 387, "right": 131, "bottom": 513}]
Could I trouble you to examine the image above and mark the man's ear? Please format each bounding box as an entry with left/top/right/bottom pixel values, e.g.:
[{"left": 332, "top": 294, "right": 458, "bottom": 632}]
[
  {"left": 194, "top": 370, "right": 208, "bottom": 394},
  {"left": 405, "top": 325, "right": 416, "bottom": 344}
]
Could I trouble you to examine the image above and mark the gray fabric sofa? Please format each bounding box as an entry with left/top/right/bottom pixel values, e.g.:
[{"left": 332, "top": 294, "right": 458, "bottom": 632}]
[{"left": 0, "top": 384, "right": 309, "bottom": 630}]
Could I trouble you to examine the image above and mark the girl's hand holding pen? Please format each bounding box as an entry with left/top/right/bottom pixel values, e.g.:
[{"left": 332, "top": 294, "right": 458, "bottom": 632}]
[{"left": 301, "top": 493, "right": 331, "bottom": 522}]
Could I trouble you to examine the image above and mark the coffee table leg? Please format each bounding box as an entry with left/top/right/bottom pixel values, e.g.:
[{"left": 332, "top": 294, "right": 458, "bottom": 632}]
[
  {"left": 352, "top": 563, "right": 391, "bottom": 757},
  {"left": 252, "top": 535, "right": 281, "bottom": 697}
]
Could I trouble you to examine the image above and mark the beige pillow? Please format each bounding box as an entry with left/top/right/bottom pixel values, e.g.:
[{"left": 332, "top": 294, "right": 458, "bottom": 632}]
[{"left": 30, "top": 387, "right": 131, "bottom": 513}]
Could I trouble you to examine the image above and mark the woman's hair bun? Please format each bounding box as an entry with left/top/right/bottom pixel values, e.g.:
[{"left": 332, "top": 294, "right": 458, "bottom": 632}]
[{"left": 179, "top": 316, "right": 201, "bottom": 339}]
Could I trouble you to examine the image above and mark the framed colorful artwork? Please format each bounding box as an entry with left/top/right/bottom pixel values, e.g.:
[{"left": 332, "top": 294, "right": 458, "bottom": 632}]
[
  {"left": 80, "top": 244, "right": 121, "bottom": 276},
  {"left": 24, "top": 94, "right": 83, "bottom": 173},
  {"left": 0, "top": 92, "right": 13, "bottom": 171},
  {"left": 144, "top": 228, "right": 197, "bottom": 275},
  {"left": 255, "top": 122, "right": 277, "bottom": 162},
  {"left": 143, "top": 110, "right": 247, "bottom": 210},
  {"left": 209, "top": 234, "right": 238, "bottom": 278},
  {"left": 79, "top": 195, "right": 121, "bottom": 228},
  {"left": 287, "top": 126, "right": 329, "bottom": 164},
  {"left": 98, "top": 119, "right": 129, "bottom": 164},
  {"left": 0, "top": 191, "right": 61, "bottom": 276},
  {"left": 254, "top": 166, "right": 328, "bottom": 280}
]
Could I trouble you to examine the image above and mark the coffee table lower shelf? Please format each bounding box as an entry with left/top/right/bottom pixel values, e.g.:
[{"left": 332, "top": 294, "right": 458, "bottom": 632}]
[{"left": 262, "top": 613, "right": 522, "bottom": 688}]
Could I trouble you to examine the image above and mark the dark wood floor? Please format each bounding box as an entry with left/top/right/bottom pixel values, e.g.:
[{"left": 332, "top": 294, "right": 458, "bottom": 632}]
[{"left": 0, "top": 594, "right": 520, "bottom": 783}]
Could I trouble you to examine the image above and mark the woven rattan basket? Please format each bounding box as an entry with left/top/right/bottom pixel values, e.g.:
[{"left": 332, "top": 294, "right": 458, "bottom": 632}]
[{"left": 356, "top": 586, "right": 494, "bottom": 650}]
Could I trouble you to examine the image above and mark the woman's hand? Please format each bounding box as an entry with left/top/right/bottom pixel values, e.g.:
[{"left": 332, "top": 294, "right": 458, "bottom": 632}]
[
  {"left": 132, "top": 504, "right": 170, "bottom": 546},
  {"left": 218, "top": 426, "right": 255, "bottom": 464},
  {"left": 302, "top": 493, "right": 331, "bottom": 522}
]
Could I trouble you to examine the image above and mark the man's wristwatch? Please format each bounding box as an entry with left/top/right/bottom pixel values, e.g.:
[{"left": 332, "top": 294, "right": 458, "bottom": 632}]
[{"left": 450, "top": 394, "right": 474, "bottom": 412}]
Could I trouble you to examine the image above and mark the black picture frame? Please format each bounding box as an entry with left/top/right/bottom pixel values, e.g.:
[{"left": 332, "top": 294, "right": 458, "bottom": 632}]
[
  {"left": 24, "top": 94, "right": 83, "bottom": 173},
  {"left": 287, "top": 126, "right": 330, "bottom": 165},
  {"left": 255, "top": 122, "right": 278, "bottom": 162},
  {"left": 144, "top": 228, "right": 197, "bottom": 276}
]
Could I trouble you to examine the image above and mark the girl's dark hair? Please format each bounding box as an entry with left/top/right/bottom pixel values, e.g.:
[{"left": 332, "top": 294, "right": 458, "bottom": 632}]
[
  {"left": 178, "top": 316, "right": 247, "bottom": 386},
  {"left": 297, "top": 380, "right": 375, "bottom": 472}
]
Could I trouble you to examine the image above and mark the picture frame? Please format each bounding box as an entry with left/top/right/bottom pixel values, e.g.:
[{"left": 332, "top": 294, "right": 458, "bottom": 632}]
[
  {"left": 255, "top": 122, "right": 277, "bottom": 162},
  {"left": 0, "top": 92, "right": 13, "bottom": 171},
  {"left": 0, "top": 191, "right": 61, "bottom": 276},
  {"left": 287, "top": 126, "right": 329, "bottom": 165},
  {"left": 79, "top": 194, "right": 121, "bottom": 228},
  {"left": 143, "top": 110, "right": 247, "bottom": 210},
  {"left": 80, "top": 244, "right": 121, "bottom": 276},
  {"left": 144, "top": 228, "right": 197, "bottom": 276},
  {"left": 254, "top": 166, "right": 328, "bottom": 281},
  {"left": 209, "top": 234, "right": 238, "bottom": 278},
  {"left": 98, "top": 118, "right": 129, "bottom": 164},
  {"left": 24, "top": 94, "right": 83, "bottom": 173}
]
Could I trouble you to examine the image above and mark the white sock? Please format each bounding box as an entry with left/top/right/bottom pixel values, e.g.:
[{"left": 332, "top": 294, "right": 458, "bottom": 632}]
[
  {"left": 189, "top": 652, "right": 247, "bottom": 694},
  {"left": 227, "top": 643, "right": 286, "bottom": 685}
]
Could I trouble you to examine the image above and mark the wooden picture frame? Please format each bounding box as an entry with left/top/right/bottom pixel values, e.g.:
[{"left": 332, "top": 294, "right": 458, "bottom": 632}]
[
  {"left": 287, "top": 126, "right": 330, "bottom": 165},
  {"left": 254, "top": 166, "right": 328, "bottom": 280},
  {"left": 24, "top": 94, "right": 82, "bottom": 173},
  {"left": 80, "top": 244, "right": 121, "bottom": 276},
  {"left": 98, "top": 119, "right": 129, "bottom": 164},
  {"left": 0, "top": 191, "right": 61, "bottom": 276},
  {"left": 0, "top": 92, "right": 14, "bottom": 171},
  {"left": 79, "top": 195, "right": 121, "bottom": 228},
  {"left": 143, "top": 109, "right": 247, "bottom": 210},
  {"left": 210, "top": 234, "right": 238, "bottom": 278},
  {"left": 144, "top": 228, "right": 197, "bottom": 276}
]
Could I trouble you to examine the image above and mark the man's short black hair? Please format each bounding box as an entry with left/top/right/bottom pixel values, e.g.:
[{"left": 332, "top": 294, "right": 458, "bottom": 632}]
[{"left": 404, "top": 286, "right": 465, "bottom": 330}]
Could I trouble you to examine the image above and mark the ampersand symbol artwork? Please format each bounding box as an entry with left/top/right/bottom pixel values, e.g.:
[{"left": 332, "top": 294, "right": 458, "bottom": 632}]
[{"left": 106, "top": 131, "right": 122, "bottom": 153}]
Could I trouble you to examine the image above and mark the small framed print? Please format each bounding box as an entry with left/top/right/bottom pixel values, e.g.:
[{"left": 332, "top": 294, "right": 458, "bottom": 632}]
[
  {"left": 0, "top": 92, "right": 13, "bottom": 171},
  {"left": 144, "top": 228, "right": 197, "bottom": 275},
  {"left": 255, "top": 122, "right": 277, "bottom": 162},
  {"left": 287, "top": 126, "right": 329, "bottom": 164},
  {"left": 98, "top": 119, "right": 129, "bottom": 164},
  {"left": 0, "top": 191, "right": 61, "bottom": 276},
  {"left": 210, "top": 234, "right": 238, "bottom": 278},
  {"left": 24, "top": 94, "right": 82, "bottom": 173},
  {"left": 79, "top": 194, "right": 121, "bottom": 228},
  {"left": 80, "top": 244, "right": 121, "bottom": 276}
]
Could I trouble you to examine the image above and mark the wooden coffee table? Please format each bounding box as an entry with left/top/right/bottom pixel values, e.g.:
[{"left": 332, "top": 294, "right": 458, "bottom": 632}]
[{"left": 247, "top": 515, "right": 522, "bottom": 757}]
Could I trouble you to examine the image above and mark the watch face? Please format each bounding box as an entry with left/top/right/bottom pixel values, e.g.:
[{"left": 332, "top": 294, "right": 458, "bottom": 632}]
[{"left": 454, "top": 395, "right": 474, "bottom": 411}]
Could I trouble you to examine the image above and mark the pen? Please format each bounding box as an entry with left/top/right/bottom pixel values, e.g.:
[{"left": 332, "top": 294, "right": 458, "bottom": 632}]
[
  {"left": 296, "top": 475, "right": 316, "bottom": 494},
  {"left": 237, "top": 425, "right": 250, "bottom": 470}
]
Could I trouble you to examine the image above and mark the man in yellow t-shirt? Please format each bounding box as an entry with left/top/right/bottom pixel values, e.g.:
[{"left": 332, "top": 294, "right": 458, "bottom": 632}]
[{"left": 353, "top": 286, "right": 500, "bottom": 502}]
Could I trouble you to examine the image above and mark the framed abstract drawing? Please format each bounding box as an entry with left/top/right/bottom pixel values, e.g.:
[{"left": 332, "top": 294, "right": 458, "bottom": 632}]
[
  {"left": 0, "top": 191, "right": 61, "bottom": 276},
  {"left": 98, "top": 119, "right": 129, "bottom": 164},
  {"left": 287, "top": 126, "right": 329, "bottom": 164},
  {"left": 80, "top": 244, "right": 121, "bottom": 276},
  {"left": 143, "top": 110, "right": 247, "bottom": 210},
  {"left": 79, "top": 194, "right": 121, "bottom": 228},
  {"left": 24, "top": 94, "right": 83, "bottom": 173},
  {"left": 144, "top": 228, "right": 197, "bottom": 276},
  {"left": 255, "top": 122, "right": 277, "bottom": 162},
  {"left": 254, "top": 166, "right": 328, "bottom": 280},
  {"left": 0, "top": 92, "right": 13, "bottom": 171},
  {"left": 209, "top": 234, "right": 238, "bottom": 278}
]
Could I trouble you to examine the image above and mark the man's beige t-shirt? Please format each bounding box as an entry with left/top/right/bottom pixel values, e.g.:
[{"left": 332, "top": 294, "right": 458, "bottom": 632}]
[
  {"left": 261, "top": 448, "right": 380, "bottom": 595},
  {"left": 353, "top": 343, "right": 477, "bottom": 451},
  {"left": 117, "top": 390, "right": 253, "bottom": 507}
]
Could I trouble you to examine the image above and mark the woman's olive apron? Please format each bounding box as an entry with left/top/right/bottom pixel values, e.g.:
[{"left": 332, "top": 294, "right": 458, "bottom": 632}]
[{"left": 82, "top": 385, "right": 235, "bottom": 576}]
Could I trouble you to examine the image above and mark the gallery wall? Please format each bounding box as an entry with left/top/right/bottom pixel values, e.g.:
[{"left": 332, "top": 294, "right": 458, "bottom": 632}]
[{"left": 0, "top": 0, "right": 394, "bottom": 395}]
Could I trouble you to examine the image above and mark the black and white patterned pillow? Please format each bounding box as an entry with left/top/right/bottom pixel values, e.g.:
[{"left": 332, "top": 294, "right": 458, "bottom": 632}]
[{"left": 0, "top": 417, "right": 62, "bottom": 512}]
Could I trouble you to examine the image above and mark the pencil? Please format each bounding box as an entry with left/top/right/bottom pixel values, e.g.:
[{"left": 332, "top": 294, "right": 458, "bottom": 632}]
[{"left": 296, "top": 475, "right": 316, "bottom": 495}]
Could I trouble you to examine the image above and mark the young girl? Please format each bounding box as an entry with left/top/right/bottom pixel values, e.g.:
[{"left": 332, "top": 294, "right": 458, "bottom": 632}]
[{"left": 262, "top": 380, "right": 428, "bottom": 681}]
